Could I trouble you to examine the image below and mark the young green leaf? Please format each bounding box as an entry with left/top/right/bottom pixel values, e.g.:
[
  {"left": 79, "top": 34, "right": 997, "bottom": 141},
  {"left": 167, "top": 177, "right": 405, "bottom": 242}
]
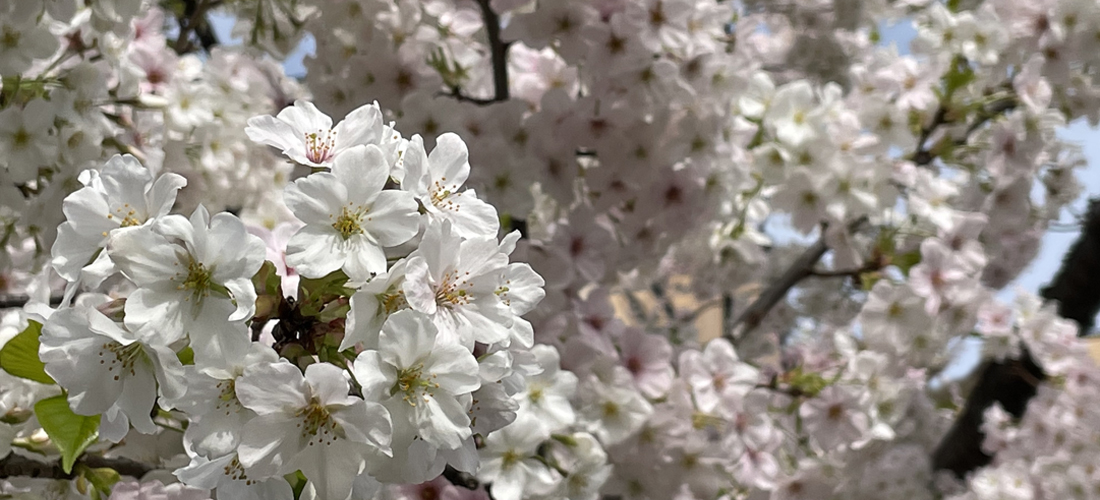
[
  {"left": 34, "top": 395, "right": 100, "bottom": 473},
  {"left": 0, "top": 320, "right": 55, "bottom": 384}
]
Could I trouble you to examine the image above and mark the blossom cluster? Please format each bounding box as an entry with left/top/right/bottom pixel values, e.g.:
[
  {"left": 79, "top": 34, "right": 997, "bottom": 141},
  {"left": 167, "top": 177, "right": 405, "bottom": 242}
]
[{"left": 1, "top": 0, "right": 1100, "bottom": 499}]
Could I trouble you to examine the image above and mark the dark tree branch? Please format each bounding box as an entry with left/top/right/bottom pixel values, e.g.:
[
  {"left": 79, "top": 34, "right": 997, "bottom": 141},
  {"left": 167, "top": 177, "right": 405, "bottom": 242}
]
[
  {"left": 445, "top": 88, "right": 500, "bottom": 106},
  {"left": 173, "top": 0, "right": 222, "bottom": 54},
  {"left": 932, "top": 198, "right": 1100, "bottom": 477},
  {"left": 442, "top": 465, "right": 481, "bottom": 490},
  {"left": 0, "top": 453, "right": 156, "bottom": 480},
  {"left": 0, "top": 295, "right": 64, "bottom": 309},
  {"left": 725, "top": 218, "right": 866, "bottom": 343},
  {"left": 474, "top": 0, "right": 510, "bottom": 103},
  {"left": 1040, "top": 199, "right": 1100, "bottom": 334},
  {"left": 726, "top": 236, "right": 828, "bottom": 342}
]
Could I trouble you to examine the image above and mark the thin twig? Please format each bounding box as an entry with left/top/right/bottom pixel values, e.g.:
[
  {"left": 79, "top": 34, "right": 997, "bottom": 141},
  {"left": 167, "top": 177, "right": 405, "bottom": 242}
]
[{"left": 444, "top": 88, "right": 500, "bottom": 106}]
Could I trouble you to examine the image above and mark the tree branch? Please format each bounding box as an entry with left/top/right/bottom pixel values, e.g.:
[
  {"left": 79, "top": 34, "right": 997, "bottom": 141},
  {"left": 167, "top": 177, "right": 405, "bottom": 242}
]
[
  {"left": 0, "top": 453, "right": 156, "bottom": 480},
  {"left": 726, "top": 237, "right": 828, "bottom": 342},
  {"left": 726, "top": 217, "right": 867, "bottom": 343},
  {"left": 474, "top": 0, "right": 510, "bottom": 103},
  {"left": 932, "top": 198, "right": 1100, "bottom": 477},
  {"left": 0, "top": 295, "right": 64, "bottom": 309},
  {"left": 441, "top": 465, "right": 480, "bottom": 490},
  {"left": 173, "top": 0, "right": 222, "bottom": 54}
]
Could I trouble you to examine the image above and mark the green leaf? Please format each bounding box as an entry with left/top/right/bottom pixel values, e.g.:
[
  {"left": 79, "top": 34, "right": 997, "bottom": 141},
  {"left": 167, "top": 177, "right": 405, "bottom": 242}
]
[
  {"left": 77, "top": 464, "right": 121, "bottom": 500},
  {"left": 286, "top": 470, "right": 308, "bottom": 500},
  {"left": 893, "top": 249, "right": 923, "bottom": 275},
  {"left": 942, "top": 56, "right": 975, "bottom": 100},
  {"left": 35, "top": 395, "right": 100, "bottom": 473},
  {"left": 0, "top": 320, "right": 55, "bottom": 384},
  {"left": 253, "top": 260, "right": 283, "bottom": 298},
  {"left": 297, "top": 270, "right": 353, "bottom": 317},
  {"left": 176, "top": 346, "right": 195, "bottom": 366}
]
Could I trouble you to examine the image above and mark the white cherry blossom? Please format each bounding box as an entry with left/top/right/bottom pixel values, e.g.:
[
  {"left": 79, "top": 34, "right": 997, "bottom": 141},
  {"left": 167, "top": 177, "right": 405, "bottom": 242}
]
[
  {"left": 352, "top": 310, "right": 480, "bottom": 450},
  {"left": 236, "top": 361, "right": 392, "bottom": 500},
  {"left": 246, "top": 100, "right": 385, "bottom": 167},
  {"left": 283, "top": 144, "right": 419, "bottom": 282}
]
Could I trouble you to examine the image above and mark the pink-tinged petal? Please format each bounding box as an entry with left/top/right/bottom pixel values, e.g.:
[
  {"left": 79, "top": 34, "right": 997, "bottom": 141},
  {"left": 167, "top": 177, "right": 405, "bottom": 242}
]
[
  {"left": 285, "top": 225, "right": 345, "bottom": 279},
  {"left": 283, "top": 172, "right": 346, "bottom": 225},
  {"left": 362, "top": 190, "right": 419, "bottom": 247}
]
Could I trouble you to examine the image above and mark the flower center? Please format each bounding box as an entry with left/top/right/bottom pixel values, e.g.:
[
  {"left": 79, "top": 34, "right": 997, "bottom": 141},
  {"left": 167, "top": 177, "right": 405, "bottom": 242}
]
[
  {"left": 295, "top": 399, "right": 336, "bottom": 437},
  {"left": 221, "top": 456, "right": 257, "bottom": 485},
  {"left": 304, "top": 129, "right": 336, "bottom": 164},
  {"left": 106, "top": 203, "right": 144, "bottom": 228},
  {"left": 501, "top": 450, "right": 522, "bottom": 468},
  {"left": 178, "top": 258, "right": 213, "bottom": 299},
  {"left": 1, "top": 29, "right": 19, "bottom": 49},
  {"left": 332, "top": 205, "right": 366, "bottom": 240},
  {"left": 381, "top": 289, "right": 408, "bottom": 314},
  {"left": 434, "top": 270, "right": 471, "bottom": 307},
  {"left": 214, "top": 379, "right": 241, "bottom": 415},
  {"left": 429, "top": 177, "right": 460, "bottom": 212},
  {"left": 12, "top": 128, "right": 30, "bottom": 148},
  {"left": 392, "top": 363, "right": 439, "bottom": 406},
  {"left": 97, "top": 342, "right": 145, "bottom": 381}
]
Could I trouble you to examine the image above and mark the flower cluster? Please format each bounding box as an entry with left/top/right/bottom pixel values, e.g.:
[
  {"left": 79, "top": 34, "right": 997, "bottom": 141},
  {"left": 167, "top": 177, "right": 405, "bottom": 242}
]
[{"left": 1, "top": 0, "right": 1100, "bottom": 499}]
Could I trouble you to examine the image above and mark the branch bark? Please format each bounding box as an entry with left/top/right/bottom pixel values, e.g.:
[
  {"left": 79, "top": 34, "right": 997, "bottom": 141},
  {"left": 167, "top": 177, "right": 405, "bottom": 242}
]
[
  {"left": 173, "top": 0, "right": 222, "bottom": 54},
  {"left": 474, "top": 0, "right": 510, "bottom": 103},
  {"left": 725, "top": 218, "right": 866, "bottom": 343},
  {"left": 0, "top": 295, "right": 64, "bottom": 309},
  {"left": 0, "top": 453, "right": 156, "bottom": 480},
  {"left": 932, "top": 198, "right": 1100, "bottom": 477}
]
